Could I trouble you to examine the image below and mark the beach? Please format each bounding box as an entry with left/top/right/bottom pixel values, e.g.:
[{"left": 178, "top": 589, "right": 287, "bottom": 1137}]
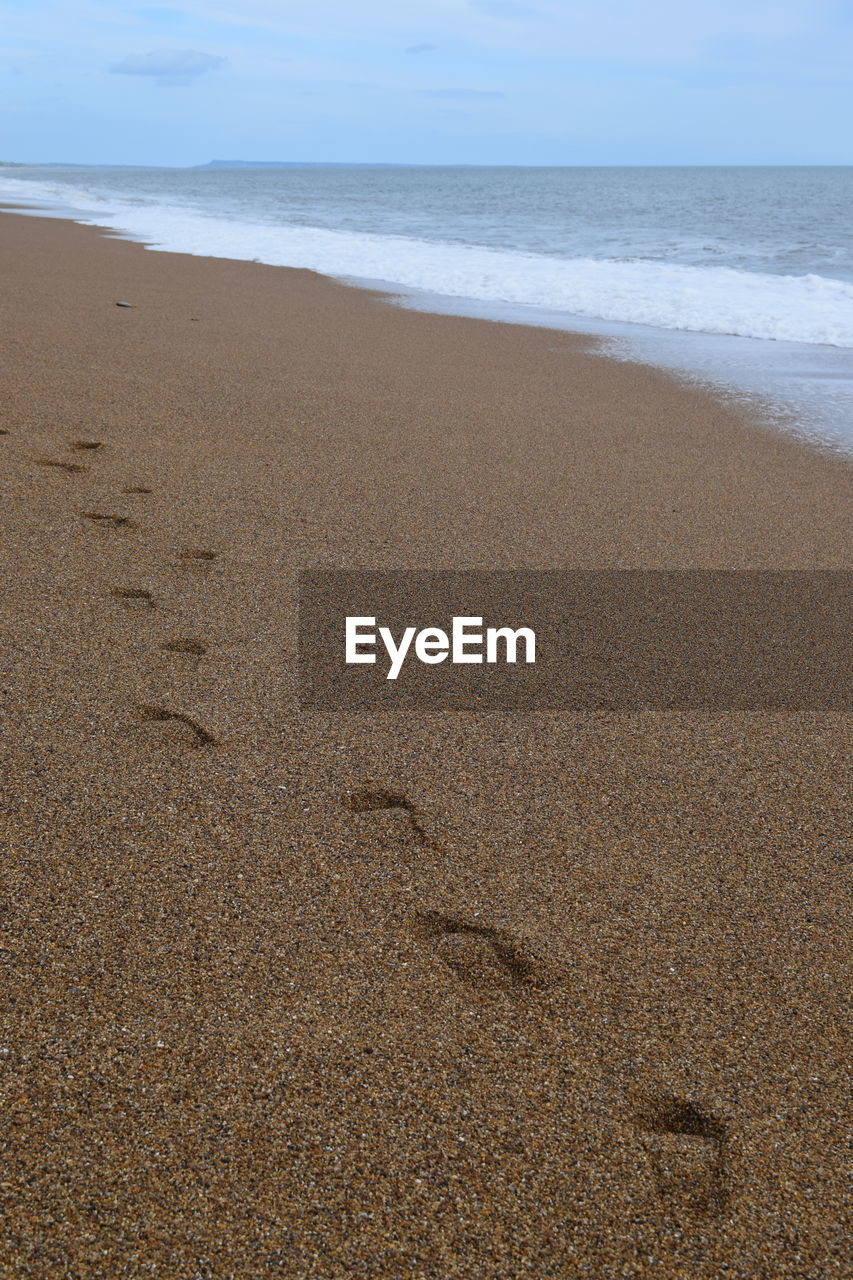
[{"left": 0, "top": 208, "right": 850, "bottom": 1277}]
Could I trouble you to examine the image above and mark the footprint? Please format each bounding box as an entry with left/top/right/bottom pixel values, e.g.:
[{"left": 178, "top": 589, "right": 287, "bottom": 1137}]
[
  {"left": 178, "top": 548, "right": 217, "bottom": 562},
  {"left": 122, "top": 486, "right": 152, "bottom": 495},
  {"left": 632, "top": 1091, "right": 729, "bottom": 1217},
  {"left": 82, "top": 512, "right": 133, "bottom": 529},
  {"left": 135, "top": 704, "right": 217, "bottom": 747},
  {"left": 38, "top": 458, "right": 86, "bottom": 474},
  {"left": 70, "top": 440, "right": 103, "bottom": 451},
  {"left": 112, "top": 588, "right": 155, "bottom": 608},
  {"left": 413, "top": 910, "right": 549, "bottom": 992},
  {"left": 162, "top": 638, "right": 208, "bottom": 656},
  {"left": 345, "top": 787, "right": 429, "bottom": 843}
]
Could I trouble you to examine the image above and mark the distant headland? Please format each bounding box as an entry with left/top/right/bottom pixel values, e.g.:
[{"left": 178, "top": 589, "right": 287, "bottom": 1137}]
[{"left": 198, "top": 160, "right": 402, "bottom": 168}]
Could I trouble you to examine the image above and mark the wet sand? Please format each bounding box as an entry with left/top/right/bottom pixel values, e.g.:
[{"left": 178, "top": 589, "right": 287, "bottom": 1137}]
[{"left": 0, "top": 209, "right": 850, "bottom": 1278}]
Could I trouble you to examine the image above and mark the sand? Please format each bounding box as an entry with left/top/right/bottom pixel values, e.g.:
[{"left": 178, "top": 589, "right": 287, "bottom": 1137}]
[{"left": 0, "top": 209, "right": 850, "bottom": 1279}]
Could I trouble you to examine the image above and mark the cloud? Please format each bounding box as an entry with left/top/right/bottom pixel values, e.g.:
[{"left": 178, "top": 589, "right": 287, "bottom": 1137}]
[
  {"left": 419, "top": 88, "right": 505, "bottom": 98},
  {"left": 109, "top": 49, "right": 225, "bottom": 87},
  {"left": 406, "top": 43, "right": 438, "bottom": 54}
]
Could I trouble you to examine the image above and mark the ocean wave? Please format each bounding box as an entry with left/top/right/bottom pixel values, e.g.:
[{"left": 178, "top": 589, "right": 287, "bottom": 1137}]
[{"left": 2, "top": 173, "right": 852, "bottom": 348}]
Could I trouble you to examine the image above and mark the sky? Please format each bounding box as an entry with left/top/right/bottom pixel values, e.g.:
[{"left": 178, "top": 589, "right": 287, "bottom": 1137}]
[{"left": 1, "top": 0, "right": 851, "bottom": 165}]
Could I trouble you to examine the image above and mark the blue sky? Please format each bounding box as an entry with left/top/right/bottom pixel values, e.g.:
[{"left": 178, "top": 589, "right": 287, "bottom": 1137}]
[{"left": 1, "top": 0, "right": 851, "bottom": 165}]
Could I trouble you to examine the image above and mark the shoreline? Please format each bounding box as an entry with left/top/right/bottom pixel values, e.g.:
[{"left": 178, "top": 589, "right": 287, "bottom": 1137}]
[
  {"left": 3, "top": 179, "right": 853, "bottom": 456},
  {"left": 388, "top": 283, "right": 853, "bottom": 458},
  {"left": 0, "top": 209, "right": 849, "bottom": 1278},
  {"left": 2, "top": 198, "right": 852, "bottom": 469}
]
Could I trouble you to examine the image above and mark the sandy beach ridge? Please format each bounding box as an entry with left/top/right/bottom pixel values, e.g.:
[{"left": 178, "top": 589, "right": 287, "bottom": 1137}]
[{"left": 0, "top": 209, "right": 850, "bottom": 1278}]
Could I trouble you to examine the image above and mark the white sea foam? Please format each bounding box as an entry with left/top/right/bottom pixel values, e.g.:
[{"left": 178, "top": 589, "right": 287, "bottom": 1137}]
[{"left": 2, "top": 173, "right": 852, "bottom": 349}]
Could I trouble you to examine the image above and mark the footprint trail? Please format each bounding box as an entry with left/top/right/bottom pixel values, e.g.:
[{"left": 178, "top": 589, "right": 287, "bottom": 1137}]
[
  {"left": 632, "top": 1090, "right": 729, "bottom": 1218},
  {"left": 345, "top": 787, "right": 431, "bottom": 844},
  {"left": 82, "top": 511, "right": 133, "bottom": 529},
  {"left": 38, "top": 458, "right": 86, "bottom": 474},
  {"left": 162, "top": 638, "right": 208, "bottom": 656},
  {"left": 112, "top": 588, "right": 155, "bottom": 608},
  {"left": 415, "top": 910, "right": 550, "bottom": 992},
  {"left": 135, "top": 704, "right": 217, "bottom": 747}
]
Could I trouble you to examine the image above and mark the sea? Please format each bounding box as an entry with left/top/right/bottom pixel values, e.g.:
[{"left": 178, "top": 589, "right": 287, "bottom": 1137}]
[{"left": 2, "top": 164, "right": 852, "bottom": 451}]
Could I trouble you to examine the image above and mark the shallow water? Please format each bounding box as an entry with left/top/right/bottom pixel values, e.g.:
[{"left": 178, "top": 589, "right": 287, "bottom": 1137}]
[{"left": 2, "top": 164, "right": 852, "bottom": 448}]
